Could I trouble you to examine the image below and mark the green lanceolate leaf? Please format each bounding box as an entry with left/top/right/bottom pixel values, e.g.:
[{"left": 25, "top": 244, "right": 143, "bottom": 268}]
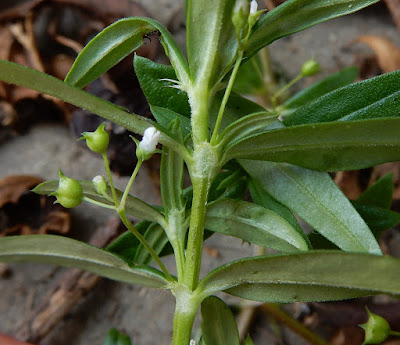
[
  {"left": 357, "top": 173, "right": 394, "bottom": 209},
  {"left": 187, "top": 0, "right": 238, "bottom": 88},
  {"left": 161, "top": 119, "right": 185, "bottom": 216},
  {"left": 205, "top": 199, "right": 309, "bottom": 253},
  {"left": 65, "top": 17, "right": 189, "bottom": 88},
  {"left": 0, "top": 235, "right": 169, "bottom": 288},
  {"left": 0, "top": 60, "right": 150, "bottom": 134},
  {"left": 0, "top": 60, "right": 187, "bottom": 156},
  {"left": 217, "top": 111, "right": 278, "bottom": 150},
  {"left": 134, "top": 223, "right": 170, "bottom": 265},
  {"left": 225, "top": 118, "right": 400, "bottom": 172},
  {"left": 246, "top": 0, "right": 380, "bottom": 60},
  {"left": 134, "top": 56, "right": 191, "bottom": 117},
  {"left": 201, "top": 296, "right": 240, "bottom": 345},
  {"left": 308, "top": 203, "right": 400, "bottom": 249},
  {"left": 240, "top": 161, "right": 381, "bottom": 254},
  {"left": 248, "top": 178, "right": 310, "bottom": 247},
  {"left": 282, "top": 66, "right": 358, "bottom": 114},
  {"left": 151, "top": 106, "right": 192, "bottom": 140},
  {"left": 199, "top": 251, "right": 400, "bottom": 302},
  {"left": 352, "top": 202, "right": 400, "bottom": 237},
  {"left": 33, "top": 180, "right": 166, "bottom": 226},
  {"left": 103, "top": 328, "right": 132, "bottom": 345},
  {"left": 284, "top": 69, "right": 400, "bottom": 126}
]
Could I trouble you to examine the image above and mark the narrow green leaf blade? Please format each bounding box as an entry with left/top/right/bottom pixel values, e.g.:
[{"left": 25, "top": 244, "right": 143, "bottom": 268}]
[
  {"left": 218, "top": 111, "right": 278, "bottom": 150},
  {"left": 240, "top": 161, "right": 381, "bottom": 254},
  {"left": 160, "top": 119, "right": 185, "bottom": 215},
  {"left": 205, "top": 199, "right": 309, "bottom": 253},
  {"left": 199, "top": 251, "right": 400, "bottom": 302},
  {"left": 0, "top": 60, "right": 149, "bottom": 134},
  {"left": 225, "top": 118, "right": 400, "bottom": 172},
  {"left": 0, "top": 60, "right": 186, "bottom": 155},
  {"left": 187, "top": 0, "right": 238, "bottom": 87},
  {"left": 33, "top": 180, "right": 166, "bottom": 226},
  {"left": 246, "top": 0, "right": 380, "bottom": 60},
  {"left": 201, "top": 296, "right": 240, "bottom": 345},
  {"left": 248, "top": 179, "right": 310, "bottom": 248},
  {"left": 0, "top": 235, "right": 169, "bottom": 288},
  {"left": 66, "top": 17, "right": 189, "bottom": 88},
  {"left": 284, "top": 70, "right": 400, "bottom": 126},
  {"left": 134, "top": 223, "right": 169, "bottom": 265},
  {"left": 357, "top": 173, "right": 394, "bottom": 209},
  {"left": 352, "top": 202, "right": 400, "bottom": 237}
]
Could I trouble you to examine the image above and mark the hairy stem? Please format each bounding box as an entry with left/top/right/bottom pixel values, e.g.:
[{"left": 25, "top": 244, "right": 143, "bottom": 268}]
[
  {"left": 183, "top": 175, "right": 211, "bottom": 291},
  {"left": 102, "top": 153, "right": 118, "bottom": 205}
]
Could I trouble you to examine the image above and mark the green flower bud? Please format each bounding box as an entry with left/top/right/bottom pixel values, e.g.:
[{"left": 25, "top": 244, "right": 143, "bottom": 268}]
[
  {"left": 50, "top": 170, "right": 83, "bottom": 208},
  {"left": 301, "top": 58, "right": 321, "bottom": 77},
  {"left": 92, "top": 175, "right": 108, "bottom": 196},
  {"left": 80, "top": 123, "right": 109, "bottom": 154},
  {"left": 360, "top": 308, "right": 391, "bottom": 345},
  {"left": 232, "top": 0, "right": 250, "bottom": 40}
]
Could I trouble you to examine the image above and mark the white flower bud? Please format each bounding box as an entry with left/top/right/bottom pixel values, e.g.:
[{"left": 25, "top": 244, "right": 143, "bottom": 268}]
[
  {"left": 139, "top": 127, "right": 160, "bottom": 153},
  {"left": 92, "top": 175, "right": 108, "bottom": 196},
  {"left": 136, "top": 127, "right": 160, "bottom": 161},
  {"left": 234, "top": 0, "right": 250, "bottom": 15},
  {"left": 250, "top": 0, "right": 258, "bottom": 15}
]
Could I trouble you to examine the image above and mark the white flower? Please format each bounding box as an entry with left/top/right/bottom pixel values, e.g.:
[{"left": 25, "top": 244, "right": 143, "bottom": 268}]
[
  {"left": 250, "top": 0, "right": 258, "bottom": 15},
  {"left": 139, "top": 127, "right": 160, "bottom": 154}
]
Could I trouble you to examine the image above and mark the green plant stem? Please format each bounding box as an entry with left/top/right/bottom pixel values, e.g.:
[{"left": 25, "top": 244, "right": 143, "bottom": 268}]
[
  {"left": 272, "top": 73, "right": 303, "bottom": 107},
  {"left": 261, "top": 304, "right": 330, "bottom": 345},
  {"left": 118, "top": 159, "right": 143, "bottom": 211},
  {"left": 171, "top": 286, "right": 201, "bottom": 345},
  {"left": 82, "top": 196, "right": 116, "bottom": 210},
  {"left": 118, "top": 209, "right": 173, "bottom": 282},
  {"left": 183, "top": 176, "right": 211, "bottom": 291},
  {"left": 102, "top": 153, "right": 118, "bottom": 205},
  {"left": 390, "top": 330, "right": 400, "bottom": 337},
  {"left": 210, "top": 50, "right": 244, "bottom": 145}
]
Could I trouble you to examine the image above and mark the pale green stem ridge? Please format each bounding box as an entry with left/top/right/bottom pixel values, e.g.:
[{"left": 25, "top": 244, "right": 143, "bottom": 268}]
[
  {"left": 82, "top": 196, "right": 116, "bottom": 210},
  {"left": 118, "top": 159, "right": 143, "bottom": 212},
  {"left": 211, "top": 50, "right": 244, "bottom": 145},
  {"left": 102, "top": 153, "right": 118, "bottom": 206},
  {"left": 118, "top": 210, "right": 174, "bottom": 282},
  {"left": 183, "top": 175, "right": 211, "bottom": 291}
]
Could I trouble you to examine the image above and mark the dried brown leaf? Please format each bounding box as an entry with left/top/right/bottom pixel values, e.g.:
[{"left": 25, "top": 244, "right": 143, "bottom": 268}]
[
  {"left": 356, "top": 35, "right": 400, "bottom": 72},
  {"left": 0, "top": 175, "right": 42, "bottom": 207},
  {"left": 0, "top": 175, "right": 71, "bottom": 237},
  {"left": 385, "top": 0, "right": 400, "bottom": 31}
]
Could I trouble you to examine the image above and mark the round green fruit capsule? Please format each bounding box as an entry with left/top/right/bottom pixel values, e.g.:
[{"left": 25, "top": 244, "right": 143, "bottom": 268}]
[
  {"left": 301, "top": 58, "right": 321, "bottom": 77},
  {"left": 360, "top": 308, "right": 391, "bottom": 345},
  {"left": 51, "top": 170, "right": 83, "bottom": 208},
  {"left": 80, "top": 123, "right": 109, "bottom": 154}
]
